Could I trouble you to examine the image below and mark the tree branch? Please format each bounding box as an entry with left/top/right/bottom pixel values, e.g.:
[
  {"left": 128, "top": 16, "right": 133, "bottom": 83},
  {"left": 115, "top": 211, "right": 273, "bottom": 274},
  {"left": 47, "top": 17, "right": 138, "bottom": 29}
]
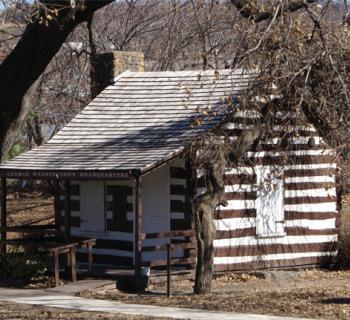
[
  {"left": 230, "top": 0, "right": 318, "bottom": 23},
  {"left": 0, "top": 0, "right": 113, "bottom": 160}
]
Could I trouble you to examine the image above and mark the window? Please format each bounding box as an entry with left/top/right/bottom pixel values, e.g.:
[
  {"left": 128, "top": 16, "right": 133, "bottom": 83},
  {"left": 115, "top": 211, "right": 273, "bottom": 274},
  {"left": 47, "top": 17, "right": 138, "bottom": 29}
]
[
  {"left": 106, "top": 186, "right": 133, "bottom": 232},
  {"left": 255, "top": 167, "right": 285, "bottom": 238}
]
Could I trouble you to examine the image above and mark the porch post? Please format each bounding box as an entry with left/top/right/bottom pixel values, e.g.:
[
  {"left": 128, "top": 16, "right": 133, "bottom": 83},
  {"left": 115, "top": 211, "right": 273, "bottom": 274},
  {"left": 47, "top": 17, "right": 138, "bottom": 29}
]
[
  {"left": 134, "top": 176, "right": 142, "bottom": 276},
  {"left": 64, "top": 180, "right": 71, "bottom": 243},
  {"left": 0, "top": 177, "right": 7, "bottom": 255}
]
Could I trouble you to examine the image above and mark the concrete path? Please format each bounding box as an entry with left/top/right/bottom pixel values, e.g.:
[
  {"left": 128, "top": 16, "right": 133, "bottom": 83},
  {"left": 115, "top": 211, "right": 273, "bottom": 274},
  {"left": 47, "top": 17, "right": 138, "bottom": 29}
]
[
  {"left": 0, "top": 290, "right": 312, "bottom": 320},
  {"left": 46, "top": 279, "right": 117, "bottom": 294}
]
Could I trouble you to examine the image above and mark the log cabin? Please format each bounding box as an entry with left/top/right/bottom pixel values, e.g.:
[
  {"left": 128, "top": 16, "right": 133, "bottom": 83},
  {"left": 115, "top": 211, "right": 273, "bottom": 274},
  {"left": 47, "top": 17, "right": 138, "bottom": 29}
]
[{"left": 0, "top": 52, "right": 340, "bottom": 277}]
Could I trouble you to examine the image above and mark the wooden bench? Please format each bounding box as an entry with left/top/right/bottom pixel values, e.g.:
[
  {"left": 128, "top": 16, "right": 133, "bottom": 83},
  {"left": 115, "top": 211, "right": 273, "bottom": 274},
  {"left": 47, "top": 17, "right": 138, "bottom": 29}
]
[{"left": 49, "top": 238, "right": 96, "bottom": 287}]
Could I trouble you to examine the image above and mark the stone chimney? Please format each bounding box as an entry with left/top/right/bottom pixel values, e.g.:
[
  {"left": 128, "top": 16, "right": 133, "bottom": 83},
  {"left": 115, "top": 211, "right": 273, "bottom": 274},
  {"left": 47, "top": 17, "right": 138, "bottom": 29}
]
[{"left": 90, "top": 51, "right": 144, "bottom": 99}]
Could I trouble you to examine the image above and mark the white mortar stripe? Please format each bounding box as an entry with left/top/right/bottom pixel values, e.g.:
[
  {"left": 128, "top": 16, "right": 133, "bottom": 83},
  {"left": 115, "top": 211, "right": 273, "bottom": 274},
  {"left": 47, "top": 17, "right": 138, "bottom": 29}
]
[
  {"left": 218, "top": 199, "right": 256, "bottom": 210},
  {"left": 247, "top": 149, "right": 334, "bottom": 157},
  {"left": 224, "top": 184, "right": 254, "bottom": 192},
  {"left": 284, "top": 219, "right": 336, "bottom": 230},
  {"left": 215, "top": 217, "right": 256, "bottom": 231},
  {"left": 285, "top": 203, "right": 337, "bottom": 212},
  {"left": 285, "top": 188, "right": 336, "bottom": 198},
  {"left": 214, "top": 235, "right": 338, "bottom": 247},
  {"left": 259, "top": 137, "right": 322, "bottom": 145},
  {"left": 105, "top": 195, "right": 133, "bottom": 202},
  {"left": 171, "top": 212, "right": 185, "bottom": 219},
  {"left": 233, "top": 110, "right": 261, "bottom": 118},
  {"left": 274, "top": 125, "right": 317, "bottom": 132},
  {"left": 215, "top": 218, "right": 336, "bottom": 231},
  {"left": 285, "top": 176, "right": 335, "bottom": 183},
  {"left": 170, "top": 194, "right": 186, "bottom": 201},
  {"left": 222, "top": 123, "right": 255, "bottom": 130},
  {"left": 224, "top": 163, "right": 336, "bottom": 175},
  {"left": 77, "top": 248, "right": 133, "bottom": 258},
  {"left": 213, "top": 251, "right": 336, "bottom": 265}
]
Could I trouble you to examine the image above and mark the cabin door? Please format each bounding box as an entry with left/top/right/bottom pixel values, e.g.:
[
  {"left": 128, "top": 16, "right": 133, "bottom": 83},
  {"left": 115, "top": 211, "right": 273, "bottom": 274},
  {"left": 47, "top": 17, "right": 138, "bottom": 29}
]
[
  {"left": 142, "top": 165, "right": 170, "bottom": 261},
  {"left": 255, "top": 167, "right": 285, "bottom": 237},
  {"left": 80, "top": 181, "right": 106, "bottom": 233}
]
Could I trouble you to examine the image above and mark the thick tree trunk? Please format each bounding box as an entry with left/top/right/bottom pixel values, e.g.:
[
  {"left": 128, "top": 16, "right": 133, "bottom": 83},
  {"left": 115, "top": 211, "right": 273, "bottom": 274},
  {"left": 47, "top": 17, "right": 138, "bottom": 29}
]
[
  {"left": 0, "top": 0, "right": 113, "bottom": 161},
  {"left": 192, "top": 129, "right": 264, "bottom": 294},
  {"left": 193, "top": 163, "right": 227, "bottom": 294},
  {"left": 3, "top": 76, "right": 42, "bottom": 160}
]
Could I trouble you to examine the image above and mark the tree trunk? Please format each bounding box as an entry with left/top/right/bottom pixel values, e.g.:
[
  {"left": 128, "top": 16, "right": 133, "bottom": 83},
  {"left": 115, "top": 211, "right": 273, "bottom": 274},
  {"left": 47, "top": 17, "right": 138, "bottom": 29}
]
[
  {"left": 193, "top": 163, "right": 227, "bottom": 294},
  {"left": 0, "top": 0, "right": 112, "bottom": 161},
  {"left": 2, "top": 77, "right": 42, "bottom": 160}
]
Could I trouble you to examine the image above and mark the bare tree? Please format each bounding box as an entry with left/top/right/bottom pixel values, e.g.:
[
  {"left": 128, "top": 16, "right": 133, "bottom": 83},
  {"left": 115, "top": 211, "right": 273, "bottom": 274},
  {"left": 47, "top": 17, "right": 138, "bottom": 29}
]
[
  {"left": 0, "top": 0, "right": 113, "bottom": 161},
  {"left": 188, "top": 0, "right": 350, "bottom": 294}
]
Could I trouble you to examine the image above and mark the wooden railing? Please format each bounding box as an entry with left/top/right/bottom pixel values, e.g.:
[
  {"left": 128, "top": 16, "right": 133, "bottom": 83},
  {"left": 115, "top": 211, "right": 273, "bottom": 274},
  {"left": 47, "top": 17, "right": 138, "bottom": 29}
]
[
  {"left": 0, "top": 225, "right": 64, "bottom": 246},
  {"left": 49, "top": 238, "right": 96, "bottom": 287},
  {"left": 141, "top": 230, "right": 196, "bottom": 297},
  {"left": 0, "top": 226, "right": 96, "bottom": 287},
  {"left": 141, "top": 229, "right": 196, "bottom": 268}
]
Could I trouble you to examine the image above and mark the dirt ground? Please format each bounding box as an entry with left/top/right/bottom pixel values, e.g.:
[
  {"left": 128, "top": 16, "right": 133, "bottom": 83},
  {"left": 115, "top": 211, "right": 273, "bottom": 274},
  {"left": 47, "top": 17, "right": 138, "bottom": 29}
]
[
  {"left": 5, "top": 192, "right": 350, "bottom": 319},
  {"left": 80, "top": 269, "right": 350, "bottom": 320},
  {"left": 0, "top": 302, "right": 171, "bottom": 320},
  {"left": 7, "top": 193, "right": 54, "bottom": 231}
]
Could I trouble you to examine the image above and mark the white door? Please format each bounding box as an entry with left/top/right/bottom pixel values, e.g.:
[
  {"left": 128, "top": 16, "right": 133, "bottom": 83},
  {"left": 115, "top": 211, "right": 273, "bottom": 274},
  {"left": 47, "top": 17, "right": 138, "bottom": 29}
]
[
  {"left": 80, "top": 181, "right": 106, "bottom": 233},
  {"left": 255, "top": 167, "right": 285, "bottom": 237},
  {"left": 142, "top": 165, "right": 170, "bottom": 233},
  {"left": 142, "top": 165, "right": 171, "bottom": 262}
]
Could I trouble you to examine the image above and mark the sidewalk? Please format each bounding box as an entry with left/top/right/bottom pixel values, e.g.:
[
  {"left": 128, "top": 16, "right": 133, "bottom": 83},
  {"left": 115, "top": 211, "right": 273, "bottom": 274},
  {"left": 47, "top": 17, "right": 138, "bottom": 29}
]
[{"left": 0, "top": 289, "right": 312, "bottom": 320}]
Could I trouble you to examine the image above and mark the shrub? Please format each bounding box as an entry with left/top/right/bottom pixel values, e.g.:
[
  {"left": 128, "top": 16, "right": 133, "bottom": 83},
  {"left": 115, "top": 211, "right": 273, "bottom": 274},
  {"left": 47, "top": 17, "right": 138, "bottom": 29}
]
[{"left": 0, "top": 248, "right": 49, "bottom": 284}]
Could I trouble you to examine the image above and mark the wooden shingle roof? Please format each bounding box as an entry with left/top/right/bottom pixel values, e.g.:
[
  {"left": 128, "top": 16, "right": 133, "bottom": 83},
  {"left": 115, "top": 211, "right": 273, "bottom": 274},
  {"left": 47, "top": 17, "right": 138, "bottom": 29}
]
[{"left": 0, "top": 69, "right": 256, "bottom": 176}]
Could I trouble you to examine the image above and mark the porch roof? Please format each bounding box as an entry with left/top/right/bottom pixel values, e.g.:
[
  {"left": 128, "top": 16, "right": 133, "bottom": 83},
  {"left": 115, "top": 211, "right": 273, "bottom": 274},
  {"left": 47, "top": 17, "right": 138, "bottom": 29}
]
[{"left": 0, "top": 69, "right": 257, "bottom": 179}]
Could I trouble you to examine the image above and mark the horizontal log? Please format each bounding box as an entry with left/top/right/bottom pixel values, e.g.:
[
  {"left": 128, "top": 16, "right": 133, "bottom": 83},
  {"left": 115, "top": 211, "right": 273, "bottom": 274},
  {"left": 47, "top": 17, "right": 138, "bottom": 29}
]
[
  {"left": 214, "top": 242, "right": 337, "bottom": 257},
  {"left": 107, "top": 219, "right": 133, "bottom": 233},
  {"left": 76, "top": 252, "right": 133, "bottom": 266},
  {"left": 215, "top": 209, "right": 256, "bottom": 219},
  {"left": 59, "top": 216, "right": 80, "bottom": 228},
  {"left": 284, "top": 196, "right": 336, "bottom": 205},
  {"left": 142, "top": 257, "right": 196, "bottom": 267},
  {"left": 216, "top": 228, "right": 256, "bottom": 239},
  {"left": 285, "top": 182, "right": 336, "bottom": 190},
  {"left": 225, "top": 191, "right": 257, "bottom": 200},
  {"left": 170, "top": 200, "right": 189, "bottom": 213},
  {"left": 170, "top": 219, "right": 190, "bottom": 231},
  {"left": 226, "top": 129, "right": 319, "bottom": 138},
  {"left": 285, "top": 227, "right": 339, "bottom": 236},
  {"left": 170, "top": 184, "right": 187, "bottom": 195},
  {"left": 170, "top": 167, "right": 188, "bottom": 179},
  {"left": 284, "top": 168, "right": 336, "bottom": 177},
  {"left": 141, "top": 230, "right": 195, "bottom": 240},
  {"left": 285, "top": 211, "right": 339, "bottom": 220},
  {"left": 142, "top": 242, "right": 196, "bottom": 252},
  {"left": 214, "top": 255, "right": 333, "bottom": 272}
]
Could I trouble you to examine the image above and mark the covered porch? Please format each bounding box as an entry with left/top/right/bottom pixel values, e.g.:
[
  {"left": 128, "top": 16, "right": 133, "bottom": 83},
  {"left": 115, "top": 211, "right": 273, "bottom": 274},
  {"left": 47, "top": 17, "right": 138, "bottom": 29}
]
[{"left": 0, "top": 167, "right": 196, "bottom": 287}]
